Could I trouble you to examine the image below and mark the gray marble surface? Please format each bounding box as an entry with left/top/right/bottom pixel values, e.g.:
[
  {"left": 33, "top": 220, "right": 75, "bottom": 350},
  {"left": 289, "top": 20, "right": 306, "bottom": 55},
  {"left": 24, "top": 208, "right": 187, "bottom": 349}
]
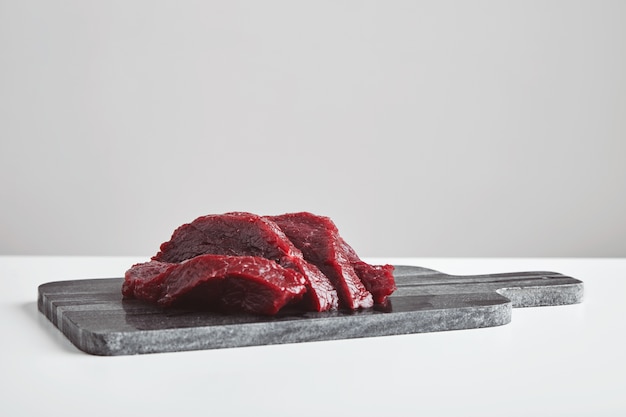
[{"left": 37, "top": 265, "right": 583, "bottom": 356}]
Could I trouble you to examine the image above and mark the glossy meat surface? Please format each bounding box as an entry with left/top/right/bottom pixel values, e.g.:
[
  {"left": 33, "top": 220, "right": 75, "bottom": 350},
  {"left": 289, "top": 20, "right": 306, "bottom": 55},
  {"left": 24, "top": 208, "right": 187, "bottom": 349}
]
[
  {"left": 124, "top": 254, "right": 307, "bottom": 315},
  {"left": 152, "top": 212, "right": 338, "bottom": 311},
  {"left": 339, "top": 237, "right": 396, "bottom": 304},
  {"left": 269, "top": 212, "right": 375, "bottom": 309}
]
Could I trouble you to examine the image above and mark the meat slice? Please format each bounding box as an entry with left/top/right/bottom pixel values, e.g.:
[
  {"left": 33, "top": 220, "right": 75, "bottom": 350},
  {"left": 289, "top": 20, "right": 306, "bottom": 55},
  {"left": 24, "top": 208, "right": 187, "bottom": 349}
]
[
  {"left": 123, "top": 255, "right": 307, "bottom": 315},
  {"left": 338, "top": 237, "right": 396, "bottom": 304},
  {"left": 268, "top": 212, "right": 375, "bottom": 310},
  {"left": 122, "top": 258, "right": 176, "bottom": 302},
  {"left": 152, "top": 212, "right": 338, "bottom": 312}
]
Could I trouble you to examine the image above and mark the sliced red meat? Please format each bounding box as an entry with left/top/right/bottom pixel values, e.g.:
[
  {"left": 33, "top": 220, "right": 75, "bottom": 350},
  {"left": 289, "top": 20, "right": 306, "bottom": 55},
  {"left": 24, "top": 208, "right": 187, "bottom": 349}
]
[
  {"left": 338, "top": 237, "right": 396, "bottom": 304},
  {"left": 122, "top": 259, "right": 176, "bottom": 302},
  {"left": 124, "top": 254, "right": 307, "bottom": 315},
  {"left": 268, "top": 212, "right": 375, "bottom": 309},
  {"left": 152, "top": 212, "right": 338, "bottom": 312}
]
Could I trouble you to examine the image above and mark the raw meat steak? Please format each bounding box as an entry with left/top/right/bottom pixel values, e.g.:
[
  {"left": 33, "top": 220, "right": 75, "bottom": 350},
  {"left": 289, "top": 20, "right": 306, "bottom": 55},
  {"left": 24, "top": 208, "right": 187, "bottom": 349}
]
[
  {"left": 152, "top": 212, "right": 338, "bottom": 312},
  {"left": 123, "top": 254, "right": 307, "bottom": 315},
  {"left": 338, "top": 237, "right": 396, "bottom": 304},
  {"left": 122, "top": 258, "right": 175, "bottom": 302},
  {"left": 268, "top": 212, "right": 375, "bottom": 309}
]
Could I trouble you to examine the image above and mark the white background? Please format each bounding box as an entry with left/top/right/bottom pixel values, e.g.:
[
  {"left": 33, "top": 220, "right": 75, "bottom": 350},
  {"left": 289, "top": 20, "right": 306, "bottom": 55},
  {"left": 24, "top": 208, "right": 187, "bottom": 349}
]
[{"left": 1, "top": 1, "right": 624, "bottom": 257}]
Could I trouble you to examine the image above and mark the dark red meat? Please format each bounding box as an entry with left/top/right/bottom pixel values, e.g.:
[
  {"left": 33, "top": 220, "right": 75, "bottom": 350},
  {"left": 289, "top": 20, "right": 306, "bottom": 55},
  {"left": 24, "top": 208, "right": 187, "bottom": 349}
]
[
  {"left": 268, "top": 212, "right": 376, "bottom": 309},
  {"left": 269, "top": 212, "right": 396, "bottom": 305},
  {"left": 338, "top": 237, "right": 396, "bottom": 304},
  {"left": 152, "top": 212, "right": 338, "bottom": 312},
  {"left": 122, "top": 259, "right": 175, "bottom": 302},
  {"left": 123, "top": 254, "right": 307, "bottom": 315}
]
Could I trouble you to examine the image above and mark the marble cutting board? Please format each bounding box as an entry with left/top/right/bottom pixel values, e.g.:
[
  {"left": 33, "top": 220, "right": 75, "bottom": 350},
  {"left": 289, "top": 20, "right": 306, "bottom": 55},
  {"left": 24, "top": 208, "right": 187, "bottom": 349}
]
[{"left": 38, "top": 265, "right": 583, "bottom": 356}]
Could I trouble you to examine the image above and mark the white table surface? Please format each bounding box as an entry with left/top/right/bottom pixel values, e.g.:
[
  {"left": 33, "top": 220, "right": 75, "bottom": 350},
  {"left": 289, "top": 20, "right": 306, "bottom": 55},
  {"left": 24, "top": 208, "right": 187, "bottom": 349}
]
[{"left": 1, "top": 256, "right": 624, "bottom": 417}]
